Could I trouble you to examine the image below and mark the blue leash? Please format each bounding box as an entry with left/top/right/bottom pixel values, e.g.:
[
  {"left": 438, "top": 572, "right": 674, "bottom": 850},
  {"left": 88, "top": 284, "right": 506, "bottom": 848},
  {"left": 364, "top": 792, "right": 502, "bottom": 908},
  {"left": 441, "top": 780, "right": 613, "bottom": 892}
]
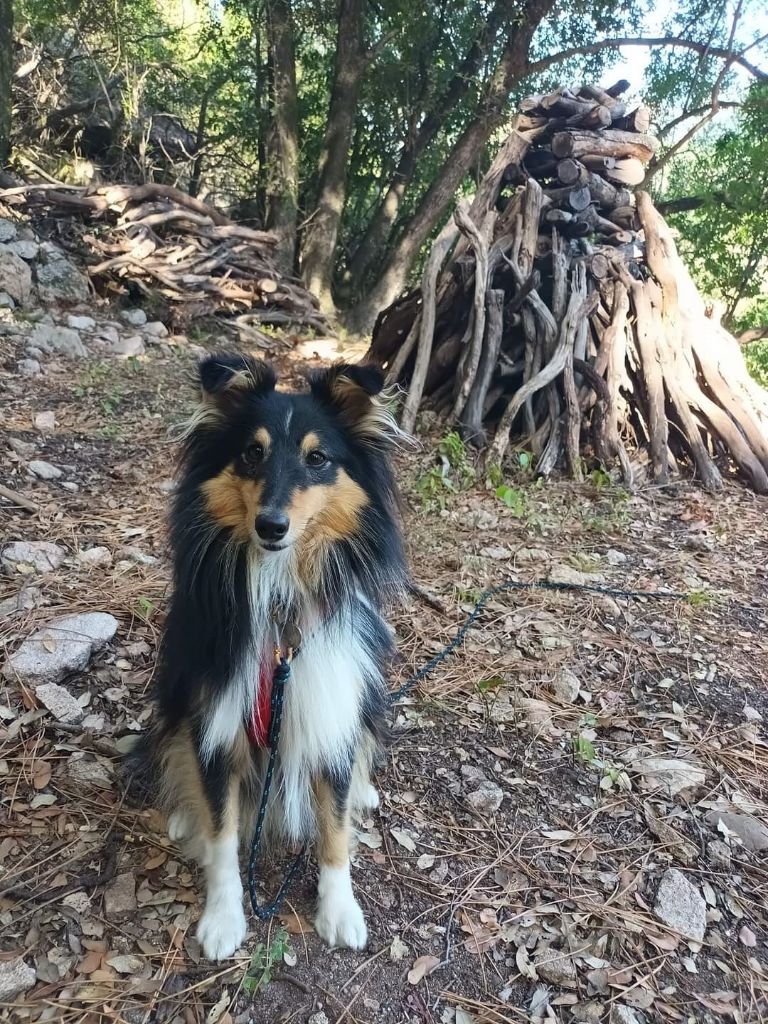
[{"left": 246, "top": 577, "right": 688, "bottom": 919}]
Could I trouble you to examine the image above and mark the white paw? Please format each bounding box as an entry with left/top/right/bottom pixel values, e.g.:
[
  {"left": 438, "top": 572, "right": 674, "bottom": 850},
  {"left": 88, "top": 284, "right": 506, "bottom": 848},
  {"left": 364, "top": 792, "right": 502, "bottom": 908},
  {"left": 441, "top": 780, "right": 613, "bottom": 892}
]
[
  {"left": 361, "top": 784, "right": 380, "bottom": 811},
  {"left": 168, "top": 809, "right": 190, "bottom": 842},
  {"left": 196, "top": 900, "right": 247, "bottom": 960},
  {"left": 315, "top": 891, "right": 368, "bottom": 950}
]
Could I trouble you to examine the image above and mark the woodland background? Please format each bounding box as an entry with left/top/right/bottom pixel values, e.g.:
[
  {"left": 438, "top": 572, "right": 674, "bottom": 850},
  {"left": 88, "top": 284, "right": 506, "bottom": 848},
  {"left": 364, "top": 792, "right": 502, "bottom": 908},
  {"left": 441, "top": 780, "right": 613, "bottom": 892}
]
[{"left": 0, "top": 0, "right": 766, "bottom": 374}]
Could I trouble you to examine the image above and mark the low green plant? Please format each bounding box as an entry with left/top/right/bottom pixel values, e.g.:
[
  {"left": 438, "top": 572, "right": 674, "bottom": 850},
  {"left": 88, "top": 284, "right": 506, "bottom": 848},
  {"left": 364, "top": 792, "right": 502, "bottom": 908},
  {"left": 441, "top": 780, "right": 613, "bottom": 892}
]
[
  {"left": 495, "top": 484, "right": 527, "bottom": 517},
  {"left": 439, "top": 431, "right": 475, "bottom": 488},
  {"left": 745, "top": 338, "right": 768, "bottom": 388},
  {"left": 415, "top": 431, "right": 475, "bottom": 508},
  {"left": 243, "top": 927, "right": 292, "bottom": 996}
]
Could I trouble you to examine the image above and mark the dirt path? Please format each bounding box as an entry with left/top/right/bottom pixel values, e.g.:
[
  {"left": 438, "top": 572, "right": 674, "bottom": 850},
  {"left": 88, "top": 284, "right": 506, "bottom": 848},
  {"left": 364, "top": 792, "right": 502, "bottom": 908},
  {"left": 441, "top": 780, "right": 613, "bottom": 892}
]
[{"left": 2, "top": 312, "right": 768, "bottom": 1024}]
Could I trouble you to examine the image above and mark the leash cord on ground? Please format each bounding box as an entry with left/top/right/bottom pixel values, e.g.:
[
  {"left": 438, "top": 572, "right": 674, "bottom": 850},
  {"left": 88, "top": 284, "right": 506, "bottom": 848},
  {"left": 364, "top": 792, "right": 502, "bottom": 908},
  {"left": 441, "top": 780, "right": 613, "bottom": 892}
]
[{"left": 247, "top": 577, "right": 687, "bottom": 920}]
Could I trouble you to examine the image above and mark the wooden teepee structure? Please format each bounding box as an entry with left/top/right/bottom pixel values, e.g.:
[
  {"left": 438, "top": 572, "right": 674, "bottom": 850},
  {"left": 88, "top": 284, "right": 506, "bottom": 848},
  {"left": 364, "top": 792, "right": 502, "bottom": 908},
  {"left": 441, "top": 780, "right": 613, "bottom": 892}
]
[{"left": 369, "top": 82, "right": 768, "bottom": 493}]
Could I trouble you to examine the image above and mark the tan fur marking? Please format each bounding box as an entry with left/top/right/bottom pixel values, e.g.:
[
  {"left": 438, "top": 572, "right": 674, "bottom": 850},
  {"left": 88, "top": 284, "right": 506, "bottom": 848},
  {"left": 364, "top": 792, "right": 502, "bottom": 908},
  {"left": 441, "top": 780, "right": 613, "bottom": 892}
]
[
  {"left": 313, "top": 778, "right": 350, "bottom": 868},
  {"left": 201, "top": 467, "right": 263, "bottom": 540},
  {"left": 300, "top": 431, "right": 322, "bottom": 457},
  {"left": 161, "top": 727, "right": 214, "bottom": 839},
  {"left": 293, "top": 469, "right": 369, "bottom": 588},
  {"left": 254, "top": 427, "right": 272, "bottom": 454}
]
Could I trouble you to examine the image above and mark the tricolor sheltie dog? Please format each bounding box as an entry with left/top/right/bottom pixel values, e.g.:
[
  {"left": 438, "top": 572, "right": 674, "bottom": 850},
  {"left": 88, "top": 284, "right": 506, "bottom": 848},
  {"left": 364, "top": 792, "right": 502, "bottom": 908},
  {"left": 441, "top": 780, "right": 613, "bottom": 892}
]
[{"left": 136, "top": 353, "right": 408, "bottom": 960}]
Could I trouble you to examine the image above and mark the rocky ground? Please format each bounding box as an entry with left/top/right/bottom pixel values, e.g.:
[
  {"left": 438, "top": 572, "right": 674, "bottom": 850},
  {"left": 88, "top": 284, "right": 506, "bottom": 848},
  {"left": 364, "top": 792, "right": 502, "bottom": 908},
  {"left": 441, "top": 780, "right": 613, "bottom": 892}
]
[{"left": 1, "top": 212, "right": 768, "bottom": 1024}]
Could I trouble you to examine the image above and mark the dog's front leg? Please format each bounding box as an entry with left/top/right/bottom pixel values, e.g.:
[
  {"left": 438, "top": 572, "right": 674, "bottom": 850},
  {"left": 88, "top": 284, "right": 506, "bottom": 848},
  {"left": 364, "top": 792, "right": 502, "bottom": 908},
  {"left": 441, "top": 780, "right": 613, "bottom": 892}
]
[
  {"left": 313, "top": 775, "right": 367, "bottom": 949},
  {"left": 194, "top": 743, "right": 247, "bottom": 960}
]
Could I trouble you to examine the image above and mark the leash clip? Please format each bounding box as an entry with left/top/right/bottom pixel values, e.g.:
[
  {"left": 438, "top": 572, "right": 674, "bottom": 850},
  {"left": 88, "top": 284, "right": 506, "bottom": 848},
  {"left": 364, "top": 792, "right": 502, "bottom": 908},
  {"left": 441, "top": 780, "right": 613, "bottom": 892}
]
[{"left": 271, "top": 612, "right": 302, "bottom": 665}]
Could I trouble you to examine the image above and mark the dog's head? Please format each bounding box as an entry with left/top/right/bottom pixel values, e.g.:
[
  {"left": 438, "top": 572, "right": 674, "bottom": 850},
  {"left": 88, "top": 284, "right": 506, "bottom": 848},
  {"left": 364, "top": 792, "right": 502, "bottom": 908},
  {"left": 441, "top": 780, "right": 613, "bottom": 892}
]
[{"left": 177, "top": 354, "right": 404, "bottom": 591}]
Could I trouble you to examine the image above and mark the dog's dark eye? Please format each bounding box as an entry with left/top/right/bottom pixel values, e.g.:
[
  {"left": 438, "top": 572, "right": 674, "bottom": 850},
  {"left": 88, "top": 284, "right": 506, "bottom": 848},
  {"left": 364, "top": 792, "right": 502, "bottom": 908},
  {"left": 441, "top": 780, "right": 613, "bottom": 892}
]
[
  {"left": 306, "top": 450, "right": 328, "bottom": 468},
  {"left": 244, "top": 443, "right": 264, "bottom": 464}
]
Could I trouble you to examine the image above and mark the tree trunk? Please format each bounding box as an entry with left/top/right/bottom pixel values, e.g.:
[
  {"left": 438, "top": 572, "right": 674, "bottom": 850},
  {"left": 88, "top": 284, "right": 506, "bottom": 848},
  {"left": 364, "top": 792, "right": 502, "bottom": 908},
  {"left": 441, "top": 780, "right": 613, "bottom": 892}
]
[
  {"left": 300, "top": 0, "right": 366, "bottom": 313},
  {"left": 347, "top": 0, "right": 555, "bottom": 334},
  {"left": 265, "top": 0, "right": 299, "bottom": 274},
  {"left": 0, "top": 0, "right": 11, "bottom": 167},
  {"left": 349, "top": 0, "right": 510, "bottom": 293}
]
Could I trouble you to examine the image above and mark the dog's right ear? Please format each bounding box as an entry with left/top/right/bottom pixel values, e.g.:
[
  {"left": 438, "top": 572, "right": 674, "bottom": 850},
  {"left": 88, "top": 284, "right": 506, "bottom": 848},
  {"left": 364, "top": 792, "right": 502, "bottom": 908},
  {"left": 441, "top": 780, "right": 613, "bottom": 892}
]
[{"left": 199, "top": 353, "right": 277, "bottom": 403}]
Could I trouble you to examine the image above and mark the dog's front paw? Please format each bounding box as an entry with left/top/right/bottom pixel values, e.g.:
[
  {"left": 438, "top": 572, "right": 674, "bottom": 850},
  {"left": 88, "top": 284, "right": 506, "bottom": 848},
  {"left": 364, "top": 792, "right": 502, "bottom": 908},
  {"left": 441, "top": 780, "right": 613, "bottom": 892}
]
[
  {"left": 168, "top": 809, "right": 190, "bottom": 842},
  {"left": 196, "top": 900, "right": 247, "bottom": 960},
  {"left": 315, "top": 890, "right": 368, "bottom": 949}
]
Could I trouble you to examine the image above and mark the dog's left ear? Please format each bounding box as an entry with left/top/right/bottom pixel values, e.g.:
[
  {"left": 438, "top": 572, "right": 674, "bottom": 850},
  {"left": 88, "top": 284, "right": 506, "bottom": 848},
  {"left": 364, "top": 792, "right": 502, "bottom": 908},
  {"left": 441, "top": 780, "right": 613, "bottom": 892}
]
[
  {"left": 199, "top": 353, "right": 277, "bottom": 404},
  {"left": 309, "top": 363, "right": 400, "bottom": 446}
]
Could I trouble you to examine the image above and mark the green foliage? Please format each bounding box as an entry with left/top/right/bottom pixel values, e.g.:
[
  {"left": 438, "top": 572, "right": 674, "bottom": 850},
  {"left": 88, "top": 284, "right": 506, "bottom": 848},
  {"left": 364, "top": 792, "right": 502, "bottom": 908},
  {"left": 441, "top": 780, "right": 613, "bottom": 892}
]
[
  {"left": 745, "top": 338, "right": 768, "bottom": 388},
  {"left": 416, "top": 431, "right": 475, "bottom": 507},
  {"left": 495, "top": 484, "right": 528, "bottom": 517},
  {"left": 242, "top": 927, "right": 292, "bottom": 996}
]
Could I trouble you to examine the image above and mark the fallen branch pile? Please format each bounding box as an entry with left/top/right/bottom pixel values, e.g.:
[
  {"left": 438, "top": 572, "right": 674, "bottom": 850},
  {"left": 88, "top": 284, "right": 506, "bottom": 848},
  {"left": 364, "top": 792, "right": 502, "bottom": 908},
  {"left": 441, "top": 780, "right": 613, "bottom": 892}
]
[
  {"left": 370, "top": 82, "right": 768, "bottom": 493},
  {"left": 2, "top": 182, "right": 326, "bottom": 330}
]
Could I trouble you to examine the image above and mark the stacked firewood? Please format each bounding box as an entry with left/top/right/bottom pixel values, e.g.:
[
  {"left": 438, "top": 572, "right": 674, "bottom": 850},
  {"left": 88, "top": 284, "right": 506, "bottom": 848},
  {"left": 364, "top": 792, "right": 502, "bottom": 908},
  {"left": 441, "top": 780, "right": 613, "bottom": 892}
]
[
  {"left": 370, "top": 82, "right": 768, "bottom": 493},
  {"left": 2, "top": 183, "right": 325, "bottom": 331}
]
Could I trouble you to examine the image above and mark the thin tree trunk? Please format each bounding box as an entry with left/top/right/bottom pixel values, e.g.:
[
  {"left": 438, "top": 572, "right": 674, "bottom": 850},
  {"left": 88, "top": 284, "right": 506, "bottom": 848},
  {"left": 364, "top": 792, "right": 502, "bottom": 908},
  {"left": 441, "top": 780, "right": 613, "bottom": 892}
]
[
  {"left": 300, "top": 0, "right": 366, "bottom": 313},
  {"left": 348, "top": 0, "right": 555, "bottom": 334},
  {"left": 265, "top": 0, "right": 299, "bottom": 273},
  {"left": 0, "top": 0, "right": 12, "bottom": 166},
  {"left": 349, "top": 0, "right": 510, "bottom": 292}
]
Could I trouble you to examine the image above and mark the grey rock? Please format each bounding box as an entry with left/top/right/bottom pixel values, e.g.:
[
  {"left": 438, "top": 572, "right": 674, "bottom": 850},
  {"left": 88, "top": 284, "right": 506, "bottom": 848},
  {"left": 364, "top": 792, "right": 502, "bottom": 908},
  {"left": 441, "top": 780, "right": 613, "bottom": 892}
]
[
  {"left": 653, "top": 868, "right": 706, "bottom": 941},
  {"left": 110, "top": 335, "right": 145, "bottom": 358},
  {"left": 0, "top": 290, "right": 14, "bottom": 308},
  {"left": 470, "top": 509, "right": 499, "bottom": 530},
  {"left": 77, "top": 546, "right": 112, "bottom": 568},
  {"left": 7, "top": 239, "right": 39, "bottom": 261},
  {"left": 3, "top": 611, "right": 119, "bottom": 686},
  {"left": 17, "top": 358, "right": 41, "bottom": 376},
  {"left": 708, "top": 839, "right": 732, "bottom": 867},
  {"left": 549, "top": 564, "right": 604, "bottom": 587},
  {"left": 0, "top": 219, "right": 18, "bottom": 243},
  {"left": 606, "top": 548, "right": 627, "bottom": 565},
  {"left": 34, "top": 682, "right": 84, "bottom": 723},
  {"left": 0, "top": 585, "right": 42, "bottom": 618},
  {"left": 551, "top": 667, "right": 580, "bottom": 702},
  {"left": 2, "top": 540, "right": 66, "bottom": 572},
  {"left": 118, "top": 546, "right": 158, "bottom": 566},
  {"left": 104, "top": 872, "right": 137, "bottom": 916},
  {"left": 611, "top": 1006, "right": 642, "bottom": 1024},
  {"left": 534, "top": 948, "right": 577, "bottom": 988},
  {"left": 0, "top": 957, "right": 36, "bottom": 1001},
  {"left": 142, "top": 320, "right": 168, "bottom": 338},
  {"left": 466, "top": 780, "right": 504, "bottom": 815},
  {"left": 25, "top": 346, "right": 45, "bottom": 359},
  {"left": 120, "top": 308, "right": 147, "bottom": 327},
  {"left": 8, "top": 436, "right": 36, "bottom": 458},
  {"left": 706, "top": 810, "right": 768, "bottom": 852},
  {"left": 95, "top": 324, "right": 120, "bottom": 344},
  {"left": 62, "top": 891, "right": 91, "bottom": 914},
  {"left": 29, "top": 459, "right": 63, "bottom": 480},
  {"left": 67, "top": 755, "right": 112, "bottom": 787},
  {"left": 34, "top": 410, "right": 56, "bottom": 432},
  {"left": 460, "top": 764, "right": 488, "bottom": 787},
  {"left": 36, "top": 249, "right": 90, "bottom": 305},
  {"left": 61, "top": 481, "right": 79, "bottom": 493},
  {"left": 66, "top": 314, "right": 96, "bottom": 331},
  {"left": 30, "top": 323, "right": 88, "bottom": 358},
  {"left": 0, "top": 247, "right": 33, "bottom": 304}
]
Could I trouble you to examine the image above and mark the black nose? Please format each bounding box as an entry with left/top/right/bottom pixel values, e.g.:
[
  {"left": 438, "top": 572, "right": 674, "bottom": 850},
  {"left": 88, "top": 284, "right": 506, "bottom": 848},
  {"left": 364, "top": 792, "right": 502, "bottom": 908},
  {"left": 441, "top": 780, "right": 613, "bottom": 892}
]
[{"left": 255, "top": 511, "right": 290, "bottom": 543}]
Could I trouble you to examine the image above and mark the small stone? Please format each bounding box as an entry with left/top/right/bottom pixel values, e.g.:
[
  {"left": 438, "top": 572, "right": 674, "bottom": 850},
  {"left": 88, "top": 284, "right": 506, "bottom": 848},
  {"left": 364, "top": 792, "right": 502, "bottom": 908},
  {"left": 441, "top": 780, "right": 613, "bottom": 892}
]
[
  {"left": 61, "top": 481, "right": 79, "bottom": 493},
  {"left": 34, "top": 682, "right": 83, "bottom": 723},
  {"left": 118, "top": 546, "right": 158, "bottom": 566},
  {"left": 104, "top": 873, "right": 137, "bottom": 916},
  {"left": 106, "top": 954, "right": 145, "bottom": 974},
  {"left": 34, "top": 410, "right": 56, "bottom": 432},
  {"left": 632, "top": 756, "right": 706, "bottom": 797},
  {"left": 466, "top": 780, "right": 504, "bottom": 815},
  {"left": 95, "top": 324, "right": 119, "bottom": 344},
  {"left": 611, "top": 1006, "right": 641, "bottom": 1024},
  {"left": 480, "top": 545, "right": 510, "bottom": 560},
  {"left": 29, "top": 459, "right": 63, "bottom": 480},
  {"left": 460, "top": 764, "right": 488, "bottom": 787},
  {"left": 35, "top": 248, "right": 90, "bottom": 305},
  {"left": 120, "top": 308, "right": 147, "bottom": 327},
  {"left": 606, "top": 548, "right": 627, "bottom": 565},
  {"left": 17, "top": 358, "right": 41, "bottom": 376},
  {"left": 534, "top": 948, "right": 577, "bottom": 988},
  {"left": 0, "top": 585, "right": 42, "bottom": 618},
  {"left": 0, "top": 290, "right": 15, "bottom": 308},
  {"left": 68, "top": 756, "right": 112, "bottom": 787},
  {"left": 2, "top": 540, "right": 66, "bottom": 572},
  {"left": 7, "top": 239, "right": 39, "bottom": 261},
  {"left": 470, "top": 509, "right": 498, "bottom": 529},
  {"left": 0, "top": 219, "right": 18, "bottom": 242},
  {"left": 110, "top": 335, "right": 145, "bottom": 358},
  {"left": 25, "top": 346, "right": 45, "bottom": 359},
  {"left": 549, "top": 565, "right": 604, "bottom": 586},
  {"left": 653, "top": 867, "right": 706, "bottom": 941},
  {"left": 572, "top": 1002, "right": 603, "bottom": 1024},
  {"left": 706, "top": 810, "right": 768, "bottom": 852},
  {"left": 551, "top": 667, "right": 580, "bottom": 702},
  {"left": 708, "top": 839, "right": 732, "bottom": 867},
  {"left": 8, "top": 436, "right": 36, "bottom": 458},
  {"left": 30, "top": 323, "right": 87, "bottom": 358},
  {"left": 4, "top": 611, "right": 119, "bottom": 686},
  {"left": 78, "top": 546, "right": 113, "bottom": 568},
  {"left": 142, "top": 320, "right": 168, "bottom": 337},
  {"left": 62, "top": 891, "right": 91, "bottom": 914},
  {"left": 0, "top": 957, "right": 36, "bottom": 1000},
  {"left": 66, "top": 314, "right": 96, "bottom": 331}
]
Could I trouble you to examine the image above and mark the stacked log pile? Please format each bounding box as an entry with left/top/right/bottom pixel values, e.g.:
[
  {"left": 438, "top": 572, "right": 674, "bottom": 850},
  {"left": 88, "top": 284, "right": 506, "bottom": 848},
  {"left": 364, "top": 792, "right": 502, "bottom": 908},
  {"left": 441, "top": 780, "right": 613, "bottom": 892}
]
[
  {"left": 1, "top": 183, "right": 325, "bottom": 330},
  {"left": 370, "top": 82, "right": 768, "bottom": 493}
]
